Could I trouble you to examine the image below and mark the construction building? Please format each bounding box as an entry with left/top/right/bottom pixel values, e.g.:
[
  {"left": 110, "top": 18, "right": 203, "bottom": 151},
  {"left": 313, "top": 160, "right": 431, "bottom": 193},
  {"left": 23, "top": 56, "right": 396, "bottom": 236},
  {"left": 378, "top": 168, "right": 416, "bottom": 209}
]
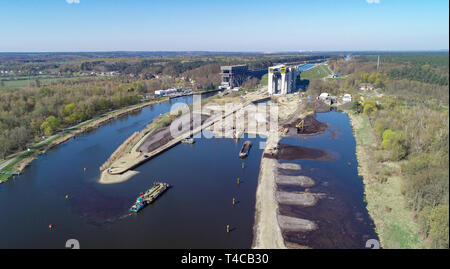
[
  {"left": 268, "top": 65, "right": 299, "bottom": 95},
  {"left": 220, "top": 64, "right": 267, "bottom": 90},
  {"left": 220, "top": 65, "right": 249, "bottom": 89}
]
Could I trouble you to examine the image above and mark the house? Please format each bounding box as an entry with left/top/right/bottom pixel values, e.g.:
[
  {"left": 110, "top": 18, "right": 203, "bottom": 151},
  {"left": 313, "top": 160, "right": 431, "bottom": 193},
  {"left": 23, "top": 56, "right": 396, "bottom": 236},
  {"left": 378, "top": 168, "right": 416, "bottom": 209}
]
[
  {"left": 343, "top": 94, "right": 352, "bottom": 102},
  {"left": 319, "top": 93, "right": 330, "bottom": 100},
  {"left": 359, "top": 83, "right": 373, "bottom": 91}
]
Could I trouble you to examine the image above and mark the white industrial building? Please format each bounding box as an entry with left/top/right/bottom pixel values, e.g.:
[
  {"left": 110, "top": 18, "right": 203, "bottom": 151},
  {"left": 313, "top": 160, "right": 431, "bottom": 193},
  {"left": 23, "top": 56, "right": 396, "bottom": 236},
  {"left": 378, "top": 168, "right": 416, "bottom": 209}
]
[
  {"left": 267, "top": 65, "right": 299, "bottom": 95},
  {"left": 154, "top": 88, "right": 182, "bottom": 96}
]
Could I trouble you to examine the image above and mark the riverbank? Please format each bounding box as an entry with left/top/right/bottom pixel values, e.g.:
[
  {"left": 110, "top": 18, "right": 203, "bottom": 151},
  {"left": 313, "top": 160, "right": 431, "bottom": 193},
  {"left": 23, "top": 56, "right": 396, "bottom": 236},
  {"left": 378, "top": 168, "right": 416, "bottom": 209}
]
[
  {"left": 345, "top": 110, "right": 424, "bottom": 249},
  {"left": 252, "top": 97, "right": 322, "bottom": 249},
  {"left": 0, "top": 98, "right": 168, "bottom": 183},
  {"left": 252, "top": 131, "right": 286, "bottom": 249}
]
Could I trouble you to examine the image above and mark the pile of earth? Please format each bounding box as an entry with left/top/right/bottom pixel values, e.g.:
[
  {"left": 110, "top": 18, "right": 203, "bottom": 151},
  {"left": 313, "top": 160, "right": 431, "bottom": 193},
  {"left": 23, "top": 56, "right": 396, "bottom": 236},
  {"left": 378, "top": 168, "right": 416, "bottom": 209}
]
[{"left": 282, "top": 114, "right": 328, "bottom": 136}]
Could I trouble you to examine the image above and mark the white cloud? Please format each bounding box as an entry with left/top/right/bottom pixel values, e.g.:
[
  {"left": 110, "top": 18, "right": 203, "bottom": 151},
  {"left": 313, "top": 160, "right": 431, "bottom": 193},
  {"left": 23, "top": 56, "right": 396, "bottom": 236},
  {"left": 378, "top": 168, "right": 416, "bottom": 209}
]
[
  {"left": 366, "top": 0, "right": 380, "bottom": 3},
  {"left": 66, "top": 0, "right": 80, "bottom": 4}
]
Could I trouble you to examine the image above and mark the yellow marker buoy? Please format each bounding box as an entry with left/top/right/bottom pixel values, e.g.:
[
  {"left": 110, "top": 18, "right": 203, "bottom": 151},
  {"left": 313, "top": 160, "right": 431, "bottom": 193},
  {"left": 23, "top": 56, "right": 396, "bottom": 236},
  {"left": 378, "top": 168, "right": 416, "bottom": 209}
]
[
  {"left": 65, "top": 195, "right": 69, "bottom": 199},
  {"left": 232, "top": 198, "right": 236, "bottom": 207},
  {"left": 237, "top": 177, "right": 240, "bottom": 184},
  {"left": 226, "top": 225, "right": 230, "bottom": 233}
]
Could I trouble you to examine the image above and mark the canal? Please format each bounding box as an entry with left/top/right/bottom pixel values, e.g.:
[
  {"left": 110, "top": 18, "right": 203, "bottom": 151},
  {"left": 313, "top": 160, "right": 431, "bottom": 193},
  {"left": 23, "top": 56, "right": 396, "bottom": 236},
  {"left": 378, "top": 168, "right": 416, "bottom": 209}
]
[
  {"left": 0, "top": 95, "right": 265, "bottom": 248},
  {"left": 278, "top": 110, "right": 378, "bottom": 248},
  {"left": 0, "top": 96, "right": 376, "bottom": 249}
]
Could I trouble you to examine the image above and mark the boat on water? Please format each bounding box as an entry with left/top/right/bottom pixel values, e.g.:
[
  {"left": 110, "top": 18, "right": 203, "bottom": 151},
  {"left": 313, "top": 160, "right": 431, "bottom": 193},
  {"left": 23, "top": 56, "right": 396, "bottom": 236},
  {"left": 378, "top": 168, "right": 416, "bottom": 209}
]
[
  {"left": 239, "top": 141, "right": 252, "bottom": 158},
  {"left": 181, "top": 138, "right": 195, "bottom": 144},
  {"left": 130, "top": 182, "right": 170, "bottom": 213}
]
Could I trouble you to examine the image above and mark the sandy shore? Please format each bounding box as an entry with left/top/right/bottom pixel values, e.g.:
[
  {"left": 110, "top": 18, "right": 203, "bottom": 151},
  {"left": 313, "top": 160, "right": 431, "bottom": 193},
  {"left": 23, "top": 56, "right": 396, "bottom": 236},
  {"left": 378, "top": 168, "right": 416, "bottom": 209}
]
[{"left": 252, "top": 132, "right": 286, "bottom": 249}]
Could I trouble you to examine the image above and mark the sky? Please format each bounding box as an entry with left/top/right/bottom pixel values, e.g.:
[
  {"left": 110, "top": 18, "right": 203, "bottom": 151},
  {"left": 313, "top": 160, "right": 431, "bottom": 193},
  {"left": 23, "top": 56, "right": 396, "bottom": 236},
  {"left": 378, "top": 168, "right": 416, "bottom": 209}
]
[{"left": 0, "top": 0, "right": 448, "bottom": 52}]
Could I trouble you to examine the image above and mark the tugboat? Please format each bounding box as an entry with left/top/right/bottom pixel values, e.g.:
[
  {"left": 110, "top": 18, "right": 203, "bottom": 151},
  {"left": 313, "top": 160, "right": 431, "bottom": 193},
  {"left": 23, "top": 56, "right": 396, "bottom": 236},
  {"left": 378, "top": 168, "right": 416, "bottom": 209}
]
[
  {"left": 239, "top": 141, "right": 252, "bottom": 158},
  {"left": 129, "top": 182, "right": 170, "bottom": 213}
]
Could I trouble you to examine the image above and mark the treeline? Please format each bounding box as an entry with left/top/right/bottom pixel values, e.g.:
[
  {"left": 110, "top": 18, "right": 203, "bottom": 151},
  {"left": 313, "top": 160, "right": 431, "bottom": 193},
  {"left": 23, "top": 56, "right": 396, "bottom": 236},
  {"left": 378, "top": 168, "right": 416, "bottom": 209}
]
[
  {"left": 388, "top": 65, "right": 449, "bottom": 86},
  {"left": 354, "top": 95, "right": 449, "bottom": 248},
  {"left": 0, "top": 80, "right": 145, "bottom": 158}
]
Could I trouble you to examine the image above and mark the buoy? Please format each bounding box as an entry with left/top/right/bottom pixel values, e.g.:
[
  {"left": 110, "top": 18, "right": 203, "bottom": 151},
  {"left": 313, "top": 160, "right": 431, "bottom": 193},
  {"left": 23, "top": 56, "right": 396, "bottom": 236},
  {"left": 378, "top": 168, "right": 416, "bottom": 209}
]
[
  {"left": 232, "top": 198, "right": 236, "bottom": 207},
  {"left": 49, "top": 224, "right": 52, "bottom": 229},
  {"left": 242, "top": 163, "right": 245, "bottom": 169},
  {"left": 237, "top": 177, "right": 240, "bottom": 184},
  {"left": 65, "top": 195, "right": 68, "bottom": 199},
  {"left": 84, "top": 168, "right": 86, "bottom": 172},
  {"left": 226, "top": 224, "right": 230, "bottom": 233}
]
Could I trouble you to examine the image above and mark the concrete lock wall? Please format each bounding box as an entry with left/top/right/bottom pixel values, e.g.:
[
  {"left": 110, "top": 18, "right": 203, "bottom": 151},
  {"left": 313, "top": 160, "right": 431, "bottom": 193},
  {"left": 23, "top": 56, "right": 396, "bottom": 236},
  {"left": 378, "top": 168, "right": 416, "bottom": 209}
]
[{"left": 268, "top": 65, "right": 298, "bottom": 95}]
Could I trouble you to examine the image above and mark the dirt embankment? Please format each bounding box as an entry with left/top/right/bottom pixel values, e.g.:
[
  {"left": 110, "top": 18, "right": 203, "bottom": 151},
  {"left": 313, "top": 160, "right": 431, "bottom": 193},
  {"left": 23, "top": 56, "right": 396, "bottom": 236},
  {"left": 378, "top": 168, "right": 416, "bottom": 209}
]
[
  {"left": 138, "top": 113, "right": 211, "bottom": 153},
  {"left": 100, "top": 131, "right": 141, "bottom": 172},
  {"left": 282, "top": 114, "right": 328, "bottom": 137},
  {"left": 264, "top": 144, "right": 333, "bottom": 161},
  {"left": 313, "top": 100, "right": 332, "bottom": 113}
]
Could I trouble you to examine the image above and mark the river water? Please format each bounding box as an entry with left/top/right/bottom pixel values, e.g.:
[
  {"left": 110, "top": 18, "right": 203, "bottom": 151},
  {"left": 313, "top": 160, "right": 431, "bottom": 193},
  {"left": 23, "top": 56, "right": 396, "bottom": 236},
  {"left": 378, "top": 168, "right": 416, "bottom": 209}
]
[
  {"left": 278, "top": 110, "right": 378, "bottom": 248},
  {"left": 0, "top": 96, "right": 376, "bottom": 249}
]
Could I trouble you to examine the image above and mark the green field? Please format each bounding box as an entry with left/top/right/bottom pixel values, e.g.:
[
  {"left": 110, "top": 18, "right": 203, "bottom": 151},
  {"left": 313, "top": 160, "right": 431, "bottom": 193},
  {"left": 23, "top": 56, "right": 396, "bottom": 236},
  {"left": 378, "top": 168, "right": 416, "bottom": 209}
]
[
  {"left": 299, "top": 64, "right": 333, "bottom": 80},
  {"left": 0, "top": 76, "right": 111, "bottom": 92}
]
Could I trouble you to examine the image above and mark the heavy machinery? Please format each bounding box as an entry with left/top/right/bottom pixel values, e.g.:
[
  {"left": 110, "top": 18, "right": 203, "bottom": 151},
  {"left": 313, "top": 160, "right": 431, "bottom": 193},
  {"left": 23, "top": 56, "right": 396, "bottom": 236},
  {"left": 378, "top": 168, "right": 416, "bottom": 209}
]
[{"left": 296, "top": 119, "right": 304, "bottom": 133}]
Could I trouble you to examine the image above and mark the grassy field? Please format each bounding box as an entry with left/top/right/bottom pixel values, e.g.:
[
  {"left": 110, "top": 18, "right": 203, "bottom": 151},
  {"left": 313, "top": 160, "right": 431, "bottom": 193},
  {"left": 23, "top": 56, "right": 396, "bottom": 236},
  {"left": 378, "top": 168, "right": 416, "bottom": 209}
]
[
  {"left": 299, "top": 64, "right": 332, "bottom": 80},
  {"left": 0, "top": 76, "right": 114, "bottom": 92},
  {"left": 345, "top": 110, "right": 426, "bottom": 249}
]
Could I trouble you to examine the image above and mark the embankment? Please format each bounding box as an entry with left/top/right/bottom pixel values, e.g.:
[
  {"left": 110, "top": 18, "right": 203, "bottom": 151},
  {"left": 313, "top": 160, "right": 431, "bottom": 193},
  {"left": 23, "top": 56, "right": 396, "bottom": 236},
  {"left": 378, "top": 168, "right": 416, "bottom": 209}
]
[{"left": 345, "top": 110, "right": 423, "bottom": 249}]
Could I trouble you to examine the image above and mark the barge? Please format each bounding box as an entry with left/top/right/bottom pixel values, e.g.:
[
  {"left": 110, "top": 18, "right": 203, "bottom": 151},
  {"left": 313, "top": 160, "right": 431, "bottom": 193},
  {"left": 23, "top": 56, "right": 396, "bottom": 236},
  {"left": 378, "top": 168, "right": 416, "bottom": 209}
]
[
  {"left": 130, "top": 182, "right": 170, "bottom": 213},
  {"left": 239, "top": 141, "right": 252, "bottom": 158}
]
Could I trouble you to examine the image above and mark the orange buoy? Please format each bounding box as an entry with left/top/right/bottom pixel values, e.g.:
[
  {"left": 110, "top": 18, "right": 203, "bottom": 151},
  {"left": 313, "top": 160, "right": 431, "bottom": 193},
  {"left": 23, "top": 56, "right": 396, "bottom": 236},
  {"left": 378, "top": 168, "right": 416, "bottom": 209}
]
[{"left": 49, "top": 224, "right": 52, "bottom": 229}]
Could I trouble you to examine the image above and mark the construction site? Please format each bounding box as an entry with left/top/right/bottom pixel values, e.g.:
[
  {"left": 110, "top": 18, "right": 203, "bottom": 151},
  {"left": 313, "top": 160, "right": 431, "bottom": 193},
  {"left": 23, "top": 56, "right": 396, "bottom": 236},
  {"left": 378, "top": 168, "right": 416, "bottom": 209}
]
[{"left": 96, "top": 65, "right": 364, "bottom": 248}]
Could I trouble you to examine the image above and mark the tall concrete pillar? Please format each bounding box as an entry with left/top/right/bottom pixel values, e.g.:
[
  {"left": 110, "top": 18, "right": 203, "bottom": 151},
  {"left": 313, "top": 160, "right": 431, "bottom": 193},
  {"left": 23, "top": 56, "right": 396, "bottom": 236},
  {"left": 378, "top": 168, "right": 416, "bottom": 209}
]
[
  {"left": 281, "top": 73, "right": 287, "bottom": 95},
  {"left": 268, "top": 71, "right": 274, "bottom": 95}
]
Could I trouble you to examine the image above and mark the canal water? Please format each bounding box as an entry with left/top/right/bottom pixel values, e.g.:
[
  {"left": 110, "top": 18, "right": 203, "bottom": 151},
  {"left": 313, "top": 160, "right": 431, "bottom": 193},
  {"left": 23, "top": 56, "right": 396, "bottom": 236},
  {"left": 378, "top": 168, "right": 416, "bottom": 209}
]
[
  {"left": 0, "top": 95, "right": 265, "bottom": 248},
  {"left": 278, "top": 110, "right": 378, "bottom": 248},
  {"left": 298, "top": 64, "right": 315, "bottom": 72},
  {"left": 0, "top": 96, "right": 376, "bottom": 249}
]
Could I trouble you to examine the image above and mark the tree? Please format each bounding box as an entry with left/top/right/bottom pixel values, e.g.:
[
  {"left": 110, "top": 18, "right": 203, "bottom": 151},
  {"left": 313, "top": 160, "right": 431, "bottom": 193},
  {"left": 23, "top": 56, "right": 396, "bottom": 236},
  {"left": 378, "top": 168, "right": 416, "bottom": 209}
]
[
  {"left": 382, "top": 129, "right": 408, "bottom": 160},
  {"left": 40, "top": 116, "right": 60, "bottom": 136},
  {"left": 428, "top": 205, "right": 449, "bottom": 249}
]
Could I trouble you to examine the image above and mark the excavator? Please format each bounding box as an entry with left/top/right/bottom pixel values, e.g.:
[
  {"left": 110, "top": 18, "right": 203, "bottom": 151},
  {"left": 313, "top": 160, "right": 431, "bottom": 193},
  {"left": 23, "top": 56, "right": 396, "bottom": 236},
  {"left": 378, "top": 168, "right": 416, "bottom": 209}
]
[{"left": 296, "top": 119, "right": 304, "bottom": 133}]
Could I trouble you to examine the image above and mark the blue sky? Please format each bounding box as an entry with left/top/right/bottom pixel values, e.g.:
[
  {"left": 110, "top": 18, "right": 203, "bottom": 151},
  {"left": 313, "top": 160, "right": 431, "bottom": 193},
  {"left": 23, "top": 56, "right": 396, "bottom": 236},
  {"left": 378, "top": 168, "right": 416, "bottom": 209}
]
[{"left": 0, "top": 0, "right": 448, "bottom": 52}]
